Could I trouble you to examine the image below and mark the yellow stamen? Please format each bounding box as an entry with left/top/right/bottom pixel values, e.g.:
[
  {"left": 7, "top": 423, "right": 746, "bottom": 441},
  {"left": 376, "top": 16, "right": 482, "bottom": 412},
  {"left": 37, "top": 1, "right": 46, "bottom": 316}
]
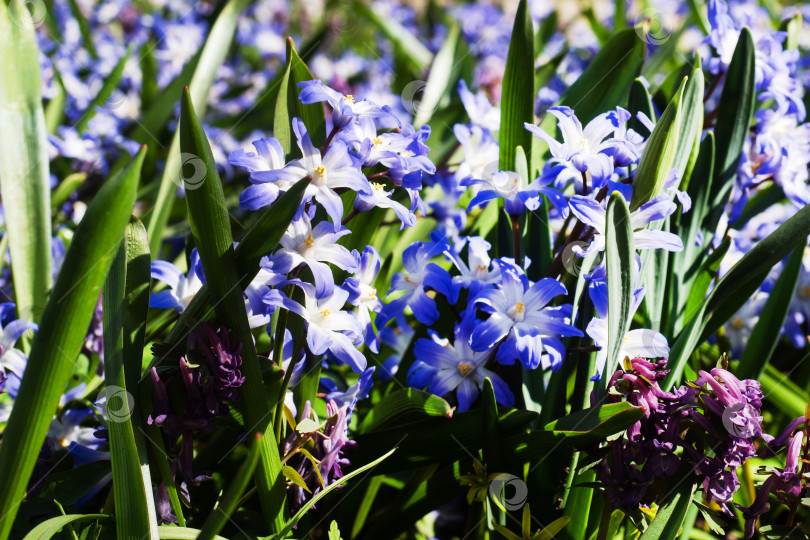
[
  {"left": 371, "top": 137, "right": 383, "bottom": 147},
  {"left": 732, "top": 317, "right": 744, "bottom": 329},
  {"left": 314, "top": 165, "right": 326, "bottom": 177},
  {"left": 320, "top": 309, "right": 331, "bottom": 317},
  {"left": 371, "top": 182, "right": 385, "bottom": 192},
  {"left": 458, "top": 363, "right": 471, "bottom": 374},
  {"left": 344, "top": 94, "right": 355, "bottom": 104},
  {"left": 514, "top": 302, "right": 524, "bottom": 313},
  {"left": 304, "top": 233, "right": 315, "bottom": 248}
]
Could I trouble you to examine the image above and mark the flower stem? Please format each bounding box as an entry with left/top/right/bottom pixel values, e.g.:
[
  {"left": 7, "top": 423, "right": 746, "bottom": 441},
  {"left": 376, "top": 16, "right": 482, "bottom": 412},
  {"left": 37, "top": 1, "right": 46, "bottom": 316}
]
[{"left": 510, "top": 214, "right": 522, "bottom": 267}]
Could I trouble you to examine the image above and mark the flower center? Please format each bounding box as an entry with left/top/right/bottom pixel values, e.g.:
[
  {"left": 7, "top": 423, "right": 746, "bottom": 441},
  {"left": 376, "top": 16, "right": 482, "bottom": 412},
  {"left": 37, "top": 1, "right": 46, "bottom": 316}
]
[
  {"left": 344, "top": 94, "right": 355, "bottom": 104},
  {"left": 371, "top": 137, "right": 383, "bottom": 147},
  {"left": 801, "top": 285, "right": 810, "bottom": 299},
  {"left": 458, "top": 363, "right": 471, "bottom": 375},
  {"left": 507, "top": 302, "right": 525, "bottom": 322},
  {"left": 320, "top": 309, "right": 331, "bottom": 317},
  {"left": 731, "top": 317, "right": 745, "bottom": 329},
  {"left": 371, "top": 182, "right": 385, "bottom": 193},
  {"left": 314, "top": 165, "right": 326, "bottom": 178}
]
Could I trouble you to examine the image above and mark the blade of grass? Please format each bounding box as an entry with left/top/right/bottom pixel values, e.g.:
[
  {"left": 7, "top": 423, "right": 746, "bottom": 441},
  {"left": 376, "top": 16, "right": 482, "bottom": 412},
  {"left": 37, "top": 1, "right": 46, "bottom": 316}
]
[
  {"left": 0, "top": 148, "right": 144, "bottom": 538},
  {"left": 604, "top": 193, "right": 634, "bottom": 385},
  {"left": 0, "top": 0, "right": 54, "bottom": 323},
  {"left": 179, "top": 88, "right": 286, "bottom": 533},
  {"left": 146, "top": 0, "right": 250, "bottom": 257},
  {"left": 102, "top": 231, "right": 155, "bottom": 540}
]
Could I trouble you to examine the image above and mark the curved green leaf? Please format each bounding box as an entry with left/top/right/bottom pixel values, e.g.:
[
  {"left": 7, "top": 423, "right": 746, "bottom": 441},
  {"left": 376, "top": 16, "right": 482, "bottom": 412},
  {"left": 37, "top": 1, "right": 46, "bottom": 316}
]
[
  {"left": 737, "top": 245, "right": 804, "bottom": 380},
  {"left": 0, "top": 148, "right": 144, "bottom": 538},
  {"left": 638, "top": 473, "right": 697, "bottom": 540},
  {"left": 157, "top": 528, "right": 227, "bottom": 540},
  {"left": 22, "top": 514, "right": 109, "bottom": 540},
  {"left": 414, "top": 24, "right": 463, "bottom": 127},
  {"left": 357, "top": 388, "right": 453, "bottom": 434}
]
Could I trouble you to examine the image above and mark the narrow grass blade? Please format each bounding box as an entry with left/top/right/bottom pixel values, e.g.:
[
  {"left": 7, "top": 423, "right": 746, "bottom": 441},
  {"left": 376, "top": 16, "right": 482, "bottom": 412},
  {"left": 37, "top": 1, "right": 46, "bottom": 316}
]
[
  {"left": 179, "top": 89, "right": 286, "bottom": 532},
  {"left": 0, "top": 0, "right": 53, "bottom": 322},
  {"left": 198, "top": 433, "right": 262, "bottom": 540},
  {"left": 103, "top": 235, "right": 154, "bottom": 540},
  {"left": 736, "top": 245, "right": 804, "bottom": 380},
  {"left": 146, "top": 0, "right": 250, "bottom": 257},
  {"left": 76, "top": 45, "right": 133, "bottom": 133},
  {"left": 705, "top": 27, "right": 755, "bottom": 233},
  {"left": 157, "top": 528, "right": 227, "bottom": 540},
  {"left": 271, "top": 448, "right": 397, "bottom": 540},
  {"left": 638, "top": 472, "right": 697, "bottom": 540},
  {"left": 414, "top": 24, "right": 463, "bottom": 127},
  {"left": 0, "top": 148, "right": 144, "bottom": 538},
  {"left": 352, "top": 1, "right": 432, "bottom": 74}
]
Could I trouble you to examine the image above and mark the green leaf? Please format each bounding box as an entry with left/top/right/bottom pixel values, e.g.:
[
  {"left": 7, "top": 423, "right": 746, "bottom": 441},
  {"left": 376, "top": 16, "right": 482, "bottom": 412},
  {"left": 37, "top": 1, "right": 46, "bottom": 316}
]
[
  {"left": 414, "top": 24, "right": 464, "bottom": 127},
  {"left": 328, "top": 521, "right": 343, "bottom": 540},
  {"left": 638, "top": 472, "right": 698, "bottom": 540},
  {"left": 681, "top": 236, "right": 730, "bottom": 331},
  {"left": 156, "top": 178, "right": 309, "bottom": 356},
  {"left": 282, "top": 465, "right": 311, "bottom": 493},
  {"left": 357, "top": 388, "right": 453, "bottom": 434},
  {"left": 0, "top": 0, "right": 53, "bottom": 323},
  {"left": 628, "top": 78, "right": 656, "bottom": 134},
  {"left": 664, "top": 203, "right": 810, "bottom": 389},
  {"left": 605, "top": 193, "right": 635, "bottom": 378},
  {"left": 22, "top": 514, "right": 110, "bottom": 540},
  {"left": 705, "top": 27, "right": 755, "bottom": 234},
  {"left": 556, "top": 28, "right": 644, "bottom": 125},
  {"left": 198, "top": 433, "right": 263, "bottom": 540},
  {"left": 179, "top": 89, "right": 285, "bottom": 533},
  {"left": 543, "top": 402, "right": 644, "bottom": 443},
  {"left": 781, "top": 12, "right": 802, "bottom": 50},
  {"left": 157, "top": 528, "right": 227, "bottom": 540},
  {"left": 102, "top": 227, "right": 155, "bottom": 539},
  {"left": 499, "top": 0, "right": 534, "bottom": 173},
  {"left": 270, "top": 448, "right": 397, "bottom": 540},
  {"left": 736, "top": 245, "right": 804, "bottom": 380},
  {"left": 671, "top": 60, "right": 704, "bottom": 186},
  {"left": 0, "top": 149, "right": 144, "bottom": 539},
  {"left": 296, "top": 418, "right": 322, "bottom": 434},
  {"left": 146, "top": 0, "right": 251, "bottom": 257},
  {"left": 760, "top": 364, "right": 808, "bottom": 419},
  {"left": 76, "top": 45, "right": 133, "bottom": 133},
  {"left": 274, "top": 38, "right": 327, "bottom": 155},
  {"left": 481, "top": 378, "right": 502, "bottom": 472},
  {"left": 630, "top": 78, "right": 683, "bottom": 211},
  {"left": 352, "top": 1, "right": 432, "bottom": 75}
]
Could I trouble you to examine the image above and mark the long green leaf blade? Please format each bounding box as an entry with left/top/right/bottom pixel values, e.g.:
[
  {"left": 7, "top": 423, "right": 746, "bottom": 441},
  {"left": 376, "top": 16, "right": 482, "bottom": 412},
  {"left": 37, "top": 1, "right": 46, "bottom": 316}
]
[
  {"left": 0, "top": 148, "right": 144, "bottom": 538},
  {"left": 605, "top": 193, "right": 634, "bottom": 379},
  {"left": 0, "top": 0, "right": 53, "bottom": 323},
  {"left": 179, "top": 88, "right": 286, "bottom": 532}
]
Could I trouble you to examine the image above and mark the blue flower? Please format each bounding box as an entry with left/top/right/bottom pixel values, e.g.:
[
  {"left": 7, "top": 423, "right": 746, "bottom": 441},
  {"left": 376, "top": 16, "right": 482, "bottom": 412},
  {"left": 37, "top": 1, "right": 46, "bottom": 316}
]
[
  {"left": 567, "top": 194, "right": 683, "bottom": 257},
  {"left": 262, "top": 213, "right": 358, "bottom": 298},
  {"left": 242, "top": 118, "right": 371, "bottom": 224},
  {"left": 458, "top": 80, "right": 500, "bottom": 132},
  {"left": 263, "top": 282, "right": 366, "bottom": 373},
  {"left": 465, "top": 169, "right": 568, "bottom": 217},
  {"left": 408, "top": 317, "right": 513, "bottom": 411},
  {"left": 0, "top": 303, "right": 38, "bottom": 381},
  {"left": 325, "top": 366, "right": 375, "bottom": 413},
  {"left": 343, "top": 246, "right": 384, "bottom": 352},
  {"left": 444, "top": 236, "right": 500, "bottom": 298},
  {"left": 377, "top": 236, "right": 456, "bottom": 327},
  {"left": 229, "top": 136, "right": 290, "bottom": 210},
  {"left": 149, "top": 250, "right": 205, "bottom": 312},
  {"left": 525, "top": 106, "right": 621, "bottom": 191},
  {"left": 470, "top": 262, "right": 582, "bottom": 370},
  {"left": 297, "top": 80, "right": 400, "bottom": 128}
]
